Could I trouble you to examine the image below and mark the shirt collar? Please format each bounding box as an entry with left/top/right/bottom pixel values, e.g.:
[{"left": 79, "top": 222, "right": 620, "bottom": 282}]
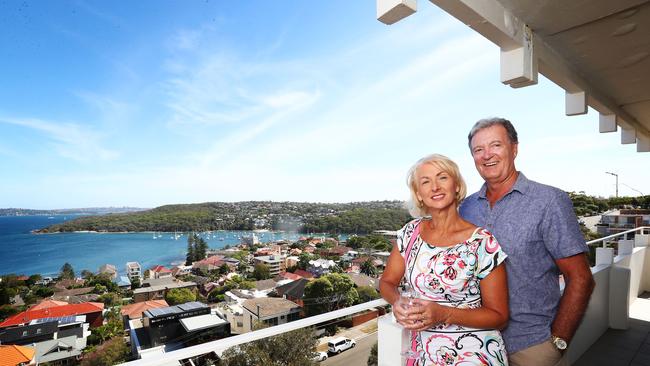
[{"left": 478, "top": 171, "right": 529, "bottom": 199}]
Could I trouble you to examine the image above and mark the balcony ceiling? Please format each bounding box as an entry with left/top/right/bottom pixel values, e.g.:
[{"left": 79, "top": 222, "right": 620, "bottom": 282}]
[
  {"left": 425, "top": 0, "right": 650, "bottom": 151},
  {"left": 502, "top": 1, "right": 650, "bottom": 132}
]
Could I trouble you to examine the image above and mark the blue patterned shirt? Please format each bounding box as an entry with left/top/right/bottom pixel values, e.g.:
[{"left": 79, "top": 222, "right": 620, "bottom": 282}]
[{"left": 459, "top": 172, "right": 588, "bottom": 354}]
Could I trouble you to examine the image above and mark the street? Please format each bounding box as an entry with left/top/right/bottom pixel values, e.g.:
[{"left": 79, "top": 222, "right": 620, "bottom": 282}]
[{"left": 320, "top": 332, "right": 377, "bottom": 366}]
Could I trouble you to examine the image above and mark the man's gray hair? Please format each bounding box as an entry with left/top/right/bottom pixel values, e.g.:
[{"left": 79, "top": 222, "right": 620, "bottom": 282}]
[{"left": 467, "top": 117, "right": 519, "bottom": 149}]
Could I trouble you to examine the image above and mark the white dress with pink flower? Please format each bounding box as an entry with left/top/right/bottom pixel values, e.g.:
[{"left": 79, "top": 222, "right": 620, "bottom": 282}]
[{"left": 398, "top": 219, "right": 509, "bottom": 366}]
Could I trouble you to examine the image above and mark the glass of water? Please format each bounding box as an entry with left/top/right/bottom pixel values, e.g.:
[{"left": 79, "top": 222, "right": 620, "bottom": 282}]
[{"left": 398, "top": 284, "right": 423, "bottom": 360}]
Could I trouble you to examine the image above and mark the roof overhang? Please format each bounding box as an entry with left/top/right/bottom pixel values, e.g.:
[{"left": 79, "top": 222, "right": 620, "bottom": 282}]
[{"left": 378, "top": 0, "right": 650, "bottom": 152}]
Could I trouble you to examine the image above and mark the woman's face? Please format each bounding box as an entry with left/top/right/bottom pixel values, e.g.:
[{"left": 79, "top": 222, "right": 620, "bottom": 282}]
[{"left": 415, "top": 163, "right": 458, "bottom": 212}]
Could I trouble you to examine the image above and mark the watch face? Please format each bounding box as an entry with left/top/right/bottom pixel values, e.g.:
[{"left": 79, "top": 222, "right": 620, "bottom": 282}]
[{"left": 554, "top": 338, "right": 567, "bottom": 350}]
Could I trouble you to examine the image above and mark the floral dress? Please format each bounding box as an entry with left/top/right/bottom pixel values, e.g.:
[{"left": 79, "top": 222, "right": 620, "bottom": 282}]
[{"left": 398, "top": 219, "right": 508, "bottom": 366}]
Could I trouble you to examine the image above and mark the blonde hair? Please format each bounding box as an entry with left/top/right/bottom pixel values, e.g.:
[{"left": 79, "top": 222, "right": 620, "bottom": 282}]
[{"left": 405, "top": 154, "right": 467, "bottom": 218}]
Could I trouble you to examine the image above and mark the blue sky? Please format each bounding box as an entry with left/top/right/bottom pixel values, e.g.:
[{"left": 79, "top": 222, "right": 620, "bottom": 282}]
[{"left": 0, "top": 1, "right": 647, "bottom": 209}]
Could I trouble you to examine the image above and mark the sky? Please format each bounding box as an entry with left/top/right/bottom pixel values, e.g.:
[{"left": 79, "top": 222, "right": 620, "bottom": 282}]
[{"left": 0, "top": 1, "right": 647, "bottom": 210}]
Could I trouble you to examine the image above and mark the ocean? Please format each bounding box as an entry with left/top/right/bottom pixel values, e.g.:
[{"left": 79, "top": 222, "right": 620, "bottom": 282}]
[{"left": 0, "top": 215, "right": 331, "bottom": 277}]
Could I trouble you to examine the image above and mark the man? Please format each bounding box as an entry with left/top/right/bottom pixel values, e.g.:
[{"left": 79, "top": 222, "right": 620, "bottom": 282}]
[{"left": 459, "top": 117, "right": 595, "bottom": 366}]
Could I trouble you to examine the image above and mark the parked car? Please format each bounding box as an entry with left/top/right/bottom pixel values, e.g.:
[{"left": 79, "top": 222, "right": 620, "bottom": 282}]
[
  {"left": 327, "top": 337, "right": 356, "bottom": 354},
  {"left": 311, "top": 351, "right": 328, "bottom": 362}
]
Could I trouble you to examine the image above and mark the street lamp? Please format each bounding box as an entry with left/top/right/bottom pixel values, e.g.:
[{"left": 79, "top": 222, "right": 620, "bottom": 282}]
[{"left": 605, "top": 172, "right": 619, "bottom": 198}]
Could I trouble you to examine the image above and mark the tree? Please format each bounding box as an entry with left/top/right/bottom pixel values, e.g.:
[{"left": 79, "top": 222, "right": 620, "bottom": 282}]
[
  {"left": 186, "top": 235, "right": 196, "bottom": 265},
  {"left": 297, "top": 252, "right": 313, "bottom": 270},
  {"left": 303, "top": 273, "right": 358, "bottom": 316},
  {"left": 360, "top": 259, "right": 378, "bottom": 277},
  {"left": 33, "top": 286, "right": 54, "bottom": 298},
  {"left": 357, "top": 286, "right": 380, "bottom": 304},
  {"left": 59, "top": 262, "right": 75, "bottom": 280},
  {"left": 130, "top": 276, "right": 141, "bottom": 289},
  {"left": 81, "top": 270, "right": 94, "bottom": 279},
  {"left": 367, "top": 342, "right": 378, "bottom": 366},
  {"left": 81, "top": 337, "right": 129, "bottom": 366},
  {"left": 196, "top": 236, "right": 209, "bottom": 260},
  {"left": 25, "top": 274, "right": 42, "bottom": 287},
  {"left": 252, "top": 264, "right": 271, "bottom": 280},
  {"left": 220, "top": 326, "right": 318, "bottom": 366},
  {"left": 165, "top": 288, "right": 196, "bottom": 305},
  {"left": 219, "top": 263, "right": 231, "bottom": 275}
]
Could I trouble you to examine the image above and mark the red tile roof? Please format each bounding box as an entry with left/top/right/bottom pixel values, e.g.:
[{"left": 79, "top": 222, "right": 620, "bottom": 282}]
[
  {"left": 120, "top": 300, "right": 169, "bottom": 320},
  {"left": 0, "top": 345, "right": 35, "bottom": 365},
  {"left": 195, "top": 255, "right": 225, "bottom": 266},
  {"left": 293, "top": 269, "right": 314, "bottom": 279},
  {"left": 29, "top": 299, "right": 69, "bottom": 311},
  {"left": 150, "top": 265, "right": 172, "bottom": 273},
  {"left": 278, "top": 272, "right": 302, "bottom": 281},
  {"left": 0, "top": 302, "right": 104, "bottom": 328}
]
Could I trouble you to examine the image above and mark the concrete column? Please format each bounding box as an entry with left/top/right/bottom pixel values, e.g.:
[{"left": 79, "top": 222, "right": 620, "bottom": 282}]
[
  {"left": 637, "top": 135, "right": 650, "bottom": 152},
  {"left": 621, "top": 126, "right": 636, "bottom": 144},
  {"left": 618, "top": 239, "right": 634, "bottom": 255},
  {"left": 599, "top": 114, "right": 617, "bottom": 133},
  {"left": 609, "top": 266, "right": 630, "bottom": 330},
  {"left": 596, "top": 247, "right": 614, "bottom": 266},
  {"left": 565, "top": 91, "right": 587, "bottom": 116},
  {"left": 635, "top": 233, "right": 650, "bottom": 247},
  {"left": 378, "top": 313, "right": 406, "bottom": 366},
  {"left": 377, "top": 0, "right": 417, "bottom": 24}
]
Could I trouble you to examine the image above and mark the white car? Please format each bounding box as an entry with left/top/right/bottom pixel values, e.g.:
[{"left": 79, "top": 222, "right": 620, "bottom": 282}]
[
  {"left": 327, "top": 337, "right": 356, "bottom": 354},
  {"left": 311, "top": 351, "right": 328, "bottom": 362}
]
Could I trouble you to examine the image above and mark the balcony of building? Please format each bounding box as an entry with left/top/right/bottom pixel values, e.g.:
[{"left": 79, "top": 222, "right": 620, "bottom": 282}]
[{"left": 117, "top": 226, "right": 650, "bottom": 365}]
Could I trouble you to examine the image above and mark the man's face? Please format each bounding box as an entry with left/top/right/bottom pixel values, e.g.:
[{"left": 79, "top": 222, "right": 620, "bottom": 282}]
[{"left": 470, "top": 125, "right": 518, "bottom": 185}]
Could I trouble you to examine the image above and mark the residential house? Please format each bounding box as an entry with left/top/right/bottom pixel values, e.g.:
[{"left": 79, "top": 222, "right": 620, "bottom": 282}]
[
  {"left": 293, "top": 269, "right": 314, "bottom": 279},
  {"left": 0, "top": 345, "right": 36, "bottom": 366},
  {"left": 0, "top": 302, "right": 104, "bottom": 329},
  {"left": 29, "top": 300, "right": 68, "bottom": 311},
  {"left": 130, "top": 302, "right": 230, "bottom": 358},
  {"left": 307, "top": 258, "right": 337, "bottom": 277},
  {"left": 319, "top": 245, "right": 353, "bottom": 258},
  {"left": 193, "top": 255, "right": 227, "bottom": 273},
  {"left": 285, "top": 255, "right": 299, "bottom": 268},
  {"left": 352, "top": 256, "right": 384, "bottom": 271},
  {"left": 341, "top": 250, "right": 359, "bottom": 261},
  {"left": 133, "top": 277, "right": 197, "bottom": 303},
  {"left": 596, "top": 209, "right": 650, "bottom": 239},
  {"left": 171, "top": 265, "right": 192, "bottom": 277},
  {"left": 145, "top": 265, "right": 173, "bottom": 280},
  {"left": 253, "top": 255, "right": 286, "bottom": 277},
  {"left": 347, "top": 273, "right": 380, "bottom": 290},
  {"left": 214, "top": 303, "right": 246, "bottom": 335},
  {"left": 275, "top": 272, "right": 302, "bottom": 282},
  {"left": 98, "top": 264, "right": 118, "bottom": 280},
  {"left": 374, "top": 251, "right": 391, "bottom": 265},
  {"left": 120, "top": 300, "right": 169, "bottom": 329},
  {"left": 32, "top": 335, "right": 86, "bottom": 365},
  {"left": 274, "top": 278, "right": 310, "bottom": 308},
  {"left": 0, "top": 316, "right": 91, "bottom": 366},
  {"left": 241, "top": 298, "right": 301, "bottom": 331},
  {"left": 126, "top": 261, "right": 142, "bottom": 282},
  {"left": 0, "top": 315, "right": 91, "bottom": 345},
  {"left": 113, "top": 276, "right": 132, "bottom": 290}
]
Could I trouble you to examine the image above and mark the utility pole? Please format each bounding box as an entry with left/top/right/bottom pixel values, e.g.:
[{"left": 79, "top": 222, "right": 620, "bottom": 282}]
[{"left": 605, "top": 172, "right": 619, "bottom": 198}]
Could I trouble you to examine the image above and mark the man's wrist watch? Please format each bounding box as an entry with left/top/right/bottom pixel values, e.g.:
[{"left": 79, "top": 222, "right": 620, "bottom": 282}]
[{"left": 551, "top": 335, "right": 568, "bottom": 350}]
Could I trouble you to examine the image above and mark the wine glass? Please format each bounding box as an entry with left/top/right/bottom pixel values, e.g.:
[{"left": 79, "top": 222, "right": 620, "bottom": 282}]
[{"left": 398, "top": 284, "right": 423, "bottom": 360}]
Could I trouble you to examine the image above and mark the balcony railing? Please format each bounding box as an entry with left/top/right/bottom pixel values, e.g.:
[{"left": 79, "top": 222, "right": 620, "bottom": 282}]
[
  {"left": 120, "top": 298, "right": 387, "bottom": 365},
  {"left": 120, "top": 226, "right": 650, "bottom": 366}
]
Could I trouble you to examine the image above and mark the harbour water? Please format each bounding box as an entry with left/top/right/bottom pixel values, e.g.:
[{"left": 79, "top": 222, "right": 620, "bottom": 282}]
[{"left": 0, "top": 215, "right": 334, "bottom": 277}]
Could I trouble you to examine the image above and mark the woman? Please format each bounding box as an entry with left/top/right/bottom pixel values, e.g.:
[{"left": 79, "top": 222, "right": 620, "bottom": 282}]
[{"left": 380, "top": 154, "right": 509, "bottom": 365}]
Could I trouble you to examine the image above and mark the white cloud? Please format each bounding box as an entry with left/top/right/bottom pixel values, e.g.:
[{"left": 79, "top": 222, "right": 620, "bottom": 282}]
[{"left": 0, "top": 117, "right": 118, "bottom": 162}]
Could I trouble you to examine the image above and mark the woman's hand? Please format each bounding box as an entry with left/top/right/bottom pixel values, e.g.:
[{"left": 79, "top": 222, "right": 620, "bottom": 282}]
[
  {"left": 392, "top": 297, "right": 419, "bottom": 327},
  {"left": 402, "top": 299, "right": 452, "bottom": 331}
]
